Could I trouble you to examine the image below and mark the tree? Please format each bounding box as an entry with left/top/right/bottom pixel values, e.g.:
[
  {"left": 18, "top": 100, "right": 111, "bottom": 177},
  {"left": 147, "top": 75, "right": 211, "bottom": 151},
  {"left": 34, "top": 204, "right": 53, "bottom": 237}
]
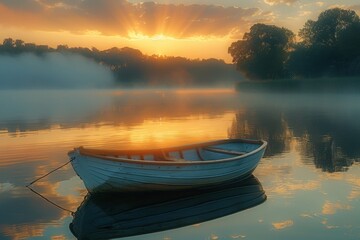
[
  {"left": 57, "top": 44, "right": 69, "bottom": 51},
  {"left": 299, "top": 8, "right": 360, "bottom": 47},
  {"left": 291, "top": 8, "right": 360, "bottom": 77},
  {"left": 14, "top": 39, "right": 24, "bottom": 48},
  {"left": 229, "top": 23, "right": 295, "bottom": 80},
  {"left": 2, "top": 38, "right": 14, "bottom": 49}
]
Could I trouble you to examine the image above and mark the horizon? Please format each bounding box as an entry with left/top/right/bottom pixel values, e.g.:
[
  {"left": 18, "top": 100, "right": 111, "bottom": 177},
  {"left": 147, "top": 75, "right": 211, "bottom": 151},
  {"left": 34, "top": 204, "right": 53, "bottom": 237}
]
[{"left": 0, "top": 0, "right": 359, "bottom": 62}]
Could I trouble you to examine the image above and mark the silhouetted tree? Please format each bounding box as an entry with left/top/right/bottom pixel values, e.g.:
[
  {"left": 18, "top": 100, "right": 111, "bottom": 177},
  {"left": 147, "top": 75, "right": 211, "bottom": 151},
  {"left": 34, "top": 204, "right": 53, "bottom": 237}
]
[
  {"left": 2, "top": 38, "right": 14, "bottom": 48},
  {"left": 299, "top": 8, "right": 359, "bottom": 47},
  {"left": 288, "top": 8, "right": 360, "bottom": 77},
  {"left": 14, "top": 39, "right": 24, "bottom": 48},
  {"left": 57, "top": 44, "right": 69, "bottom": 51},
  {"left": 229, "top": 23, "right": 295, "bottom": 80}
]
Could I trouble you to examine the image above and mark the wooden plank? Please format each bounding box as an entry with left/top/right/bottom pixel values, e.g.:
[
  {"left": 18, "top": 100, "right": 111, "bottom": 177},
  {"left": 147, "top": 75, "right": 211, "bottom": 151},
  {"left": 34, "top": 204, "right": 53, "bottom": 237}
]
[
  {"left": 203, "top": 147, "right": 246, "bottom": 156},
  {"left": 196, "top": 148, "right": 205, "bottom": 161},
  {"left": 179, "top": 151, "right": 184, "bottom": 159}
]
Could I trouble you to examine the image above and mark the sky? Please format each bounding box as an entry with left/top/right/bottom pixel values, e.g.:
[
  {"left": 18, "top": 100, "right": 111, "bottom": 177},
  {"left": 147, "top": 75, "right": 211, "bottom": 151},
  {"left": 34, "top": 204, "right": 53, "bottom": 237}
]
[{"left": 0, "top": 0, "right": 359, "bottom": 62}]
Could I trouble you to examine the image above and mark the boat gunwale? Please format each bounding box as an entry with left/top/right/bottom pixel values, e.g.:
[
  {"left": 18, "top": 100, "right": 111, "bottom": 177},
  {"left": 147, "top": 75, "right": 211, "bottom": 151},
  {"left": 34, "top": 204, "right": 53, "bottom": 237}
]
[{"left": 71, "top": 139, "right": 267, "bottom": 166}]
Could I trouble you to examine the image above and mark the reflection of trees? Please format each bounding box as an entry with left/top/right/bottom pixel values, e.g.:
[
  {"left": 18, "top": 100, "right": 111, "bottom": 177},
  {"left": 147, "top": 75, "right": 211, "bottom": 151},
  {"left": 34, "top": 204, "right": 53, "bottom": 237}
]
[
  {"left": 291, "top": 111, "right": 360, "bottom": 172},
  {"left": 228, "top": 108, "right": 291, "bottom": 156},
  {"left": 0, "top": 119, "right": 52, "bottom": 135},
  {"left": 229, "top": 93, "right": 360, "bottom": 172},
  {"left": 300, "top": 135, "right": 354, "bottom": 172}
]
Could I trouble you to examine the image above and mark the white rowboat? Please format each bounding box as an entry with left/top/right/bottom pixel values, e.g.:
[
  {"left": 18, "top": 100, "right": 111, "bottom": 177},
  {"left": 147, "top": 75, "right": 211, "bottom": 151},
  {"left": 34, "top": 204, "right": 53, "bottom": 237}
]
[{"left": 68, "top": 139, "right": 267, "bottom": 193}]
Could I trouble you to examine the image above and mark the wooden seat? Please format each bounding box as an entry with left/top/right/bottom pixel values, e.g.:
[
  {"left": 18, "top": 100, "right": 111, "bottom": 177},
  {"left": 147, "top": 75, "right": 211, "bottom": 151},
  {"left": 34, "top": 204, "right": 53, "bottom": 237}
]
[{"left": 203, "top": 147, "right": 246, "bottom": 156}]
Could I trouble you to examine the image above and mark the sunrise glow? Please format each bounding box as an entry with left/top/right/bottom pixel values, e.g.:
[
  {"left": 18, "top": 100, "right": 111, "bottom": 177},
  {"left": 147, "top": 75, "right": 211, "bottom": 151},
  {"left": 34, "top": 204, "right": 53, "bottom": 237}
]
[{"left": 0, "top": 0, "right": 358, "bottom": 61}]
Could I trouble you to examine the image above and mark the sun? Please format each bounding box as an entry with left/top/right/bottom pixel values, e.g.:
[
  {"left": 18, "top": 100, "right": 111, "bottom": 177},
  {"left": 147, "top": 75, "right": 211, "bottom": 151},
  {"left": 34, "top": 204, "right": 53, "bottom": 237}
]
[
  {"left": 128, "top": 32, "right": 176, "bottom": 41},
  {"left": 151, "top": 34, "right": 174, "bottom": 41}
]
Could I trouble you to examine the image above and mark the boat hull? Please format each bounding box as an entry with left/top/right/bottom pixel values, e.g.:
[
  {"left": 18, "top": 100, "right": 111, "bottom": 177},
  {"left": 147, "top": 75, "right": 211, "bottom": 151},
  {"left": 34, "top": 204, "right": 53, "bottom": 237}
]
[{"left": 69, "top": 139, "right": 267, "bottom": 193}]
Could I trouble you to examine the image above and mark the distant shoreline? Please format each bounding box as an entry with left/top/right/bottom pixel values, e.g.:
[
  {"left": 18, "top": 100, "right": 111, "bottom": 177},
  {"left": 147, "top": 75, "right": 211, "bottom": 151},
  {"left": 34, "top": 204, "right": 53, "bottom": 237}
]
[{"left": 236, "top": 77, "right": 360, "bottom": 93}]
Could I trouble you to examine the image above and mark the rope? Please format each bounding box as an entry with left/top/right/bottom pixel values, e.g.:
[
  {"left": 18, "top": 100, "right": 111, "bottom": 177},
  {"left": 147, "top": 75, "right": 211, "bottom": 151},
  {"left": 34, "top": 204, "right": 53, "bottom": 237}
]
[
  {"left": 26, "top": 159, "right": 73, "bottom": 187},
  {"left": 26, "top": 158, "right": 76, "bottom": 214},
  {"left": 27, "top": 185, "right": 74, "bottom": 214}
]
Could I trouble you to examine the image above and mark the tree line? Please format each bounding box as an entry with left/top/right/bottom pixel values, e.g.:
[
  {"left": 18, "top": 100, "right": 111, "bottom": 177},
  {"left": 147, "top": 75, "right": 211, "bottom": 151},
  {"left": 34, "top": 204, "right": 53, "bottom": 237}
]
[
  {"left": 0, "top": 39, "right": 240, "bottom": 87},
  {"left": 229, "top": 8, "right": 360, "bottom": 80}
]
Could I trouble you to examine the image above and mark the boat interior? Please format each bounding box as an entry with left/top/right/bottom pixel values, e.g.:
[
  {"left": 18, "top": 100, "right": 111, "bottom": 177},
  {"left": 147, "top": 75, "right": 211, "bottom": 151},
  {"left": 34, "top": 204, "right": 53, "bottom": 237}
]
[{"left": 77, "top": 140, "right": 263, "bottom": 162}]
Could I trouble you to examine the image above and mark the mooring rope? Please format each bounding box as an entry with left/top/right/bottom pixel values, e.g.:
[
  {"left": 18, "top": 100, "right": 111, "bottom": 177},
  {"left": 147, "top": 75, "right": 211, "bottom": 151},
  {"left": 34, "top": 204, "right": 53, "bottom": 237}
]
[
  {"left": 26, "top": 159, "right": 73, "bottom": 187},
  {"left": 26, "top": 158, "right": 75, "bottom": 214},
  {"left": 27, "top": 185, "right": 75, "bottom": 214}
]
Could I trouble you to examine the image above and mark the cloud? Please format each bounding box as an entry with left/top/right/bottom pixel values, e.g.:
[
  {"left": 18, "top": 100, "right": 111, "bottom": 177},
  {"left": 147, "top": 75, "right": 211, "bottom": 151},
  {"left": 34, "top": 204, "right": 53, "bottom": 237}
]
[
  {"left": 0, "top": 0, "right": 272, "bottom": 38},
  {"left": 269, "top": 180, "right": 320, "bottom": 196},
  {"left": 347, "top": 177, "right": 360, "bottom": 200},
  {"left": 0, "top": 182, "right": 15, "bottom": 193},
  {"left": 0, "top": 0, "right": 42, "bottom": 11},
  {"left": 322, "top": 201, "right": 351, "bottom": 215},
  {"left": 272, "top": 220, "right": 294, "bottom": 230},
  {"left": 298, "top": 10, "right": 312, "bottom": 17},
  {"left": 264, "top": 0, "right": 298, "bottom": 6},
  {"left": 0, "top": 175, "right": 84, "bottom": 240}
]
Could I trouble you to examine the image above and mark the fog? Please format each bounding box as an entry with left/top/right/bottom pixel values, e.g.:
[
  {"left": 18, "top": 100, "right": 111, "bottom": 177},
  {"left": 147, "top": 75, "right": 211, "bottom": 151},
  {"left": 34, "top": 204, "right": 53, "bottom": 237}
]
[
  {"left": 0, "top": 53, "right": 115, "bottom": 89},
  {"left": 0, "top": 89, "right": 236, "bottom": 133}
]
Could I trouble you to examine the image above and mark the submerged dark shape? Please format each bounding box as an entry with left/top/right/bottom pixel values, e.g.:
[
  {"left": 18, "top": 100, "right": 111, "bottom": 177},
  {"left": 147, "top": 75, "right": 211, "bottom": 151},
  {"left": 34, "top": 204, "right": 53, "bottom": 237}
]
[{"left": 70, "top": 175, "right": 266, "bottom": 240}]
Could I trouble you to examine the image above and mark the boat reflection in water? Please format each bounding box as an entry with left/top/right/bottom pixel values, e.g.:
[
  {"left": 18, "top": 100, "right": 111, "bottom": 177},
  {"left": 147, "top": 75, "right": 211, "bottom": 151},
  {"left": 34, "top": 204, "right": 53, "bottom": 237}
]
[{"left": 70, "top": 175, "right": 266, "bottom": 240}]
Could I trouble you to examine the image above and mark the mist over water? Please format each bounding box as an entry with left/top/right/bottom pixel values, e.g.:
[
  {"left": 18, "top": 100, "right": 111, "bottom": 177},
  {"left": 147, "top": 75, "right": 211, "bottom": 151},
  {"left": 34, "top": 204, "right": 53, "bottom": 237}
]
[{"left": 0, "top": 53, "right": 115, "bottom": 89}]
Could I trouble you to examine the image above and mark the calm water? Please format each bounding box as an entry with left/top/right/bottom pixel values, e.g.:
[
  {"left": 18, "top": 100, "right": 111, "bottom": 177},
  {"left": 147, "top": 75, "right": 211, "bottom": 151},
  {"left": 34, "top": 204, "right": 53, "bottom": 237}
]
[{"left": 0, "top": 89, "right": 359, "bottom": 240}]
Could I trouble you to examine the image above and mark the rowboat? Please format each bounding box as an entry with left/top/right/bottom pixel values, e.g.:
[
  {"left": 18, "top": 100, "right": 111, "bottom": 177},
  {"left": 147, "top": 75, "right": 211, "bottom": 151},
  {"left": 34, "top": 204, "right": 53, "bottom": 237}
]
[
  {"left": 70, "top": 175, "right": 266, "bottom": 240},
  {"left": 68, "top": 139, "right": 267, "bottom": 193}
]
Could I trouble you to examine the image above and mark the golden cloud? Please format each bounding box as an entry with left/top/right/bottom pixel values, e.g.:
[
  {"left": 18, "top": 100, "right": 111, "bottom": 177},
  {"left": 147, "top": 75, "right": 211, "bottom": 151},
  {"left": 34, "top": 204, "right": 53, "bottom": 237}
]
[
  {"left": 270, "top": 180, "right": 320, "bottom": 196},
  {"left": 272, "top": 220, "right": 294, "bottom": 230},
  {"left": 347, "top": 189, "right": 360, "bottom": 201},
  {"left": 0, "top": 178, "right": 85, "bottom": 240},
  {"left": 0, "top": 182, "right": 15, "bottom": 193},
  {"left": 316, "top": 2, "right": 325, "bottom": 7},
  {"left": 264, "top": 0, "right": 298, "bottom": 6},
  {"left": 322, "top": 201, "right": 351, "bottom": 215},
  {"left": 0, "top": 0, "right": 273, "bottom": 39},
  {"left": 1, "top": 224, "right": 45, "bottom": 240},
  {"left": 346, "top": 177, "right": 360, "bottom": 200}
]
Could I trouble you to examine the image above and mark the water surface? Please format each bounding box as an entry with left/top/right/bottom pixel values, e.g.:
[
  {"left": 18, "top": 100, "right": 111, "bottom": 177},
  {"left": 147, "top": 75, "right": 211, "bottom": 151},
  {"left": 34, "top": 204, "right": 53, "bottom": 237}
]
[{"left": 0, "top": 89, "right": 359, "bottom": 240}]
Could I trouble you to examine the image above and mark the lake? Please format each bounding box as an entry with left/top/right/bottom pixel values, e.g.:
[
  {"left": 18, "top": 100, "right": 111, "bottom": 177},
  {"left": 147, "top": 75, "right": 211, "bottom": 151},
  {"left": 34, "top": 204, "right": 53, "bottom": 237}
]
[{"left": 0, "top": 89, "right": 359, "bottom": 240}]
